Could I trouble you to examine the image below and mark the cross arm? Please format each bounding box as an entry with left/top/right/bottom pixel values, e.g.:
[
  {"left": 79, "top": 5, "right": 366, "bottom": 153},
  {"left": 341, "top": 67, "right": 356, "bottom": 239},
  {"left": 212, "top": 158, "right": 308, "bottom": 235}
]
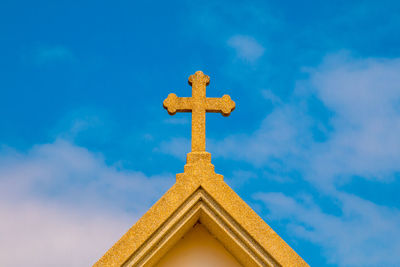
[
  {"left": 206, "top": 95, "right": 236, "bottom": 116},
  {"left": 163, "top": 93, "right": 193, "bottom": 115}
]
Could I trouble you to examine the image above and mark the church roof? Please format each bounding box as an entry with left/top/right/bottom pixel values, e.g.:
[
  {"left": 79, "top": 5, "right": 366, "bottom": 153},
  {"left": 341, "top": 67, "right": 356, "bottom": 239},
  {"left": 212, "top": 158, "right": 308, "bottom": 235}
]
[{"left": 94, "top": 71, "right": 308, "bottom": 267}]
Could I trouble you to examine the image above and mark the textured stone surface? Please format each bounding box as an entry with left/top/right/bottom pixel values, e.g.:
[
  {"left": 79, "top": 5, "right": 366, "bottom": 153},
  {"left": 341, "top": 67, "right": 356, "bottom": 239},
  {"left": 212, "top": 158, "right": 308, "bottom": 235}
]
[
  {"left": 93, "top": 71, "right": 309, "bottom": 267},
  {"left": 163, "top": 70, "right": 235, "bottom": 152}
]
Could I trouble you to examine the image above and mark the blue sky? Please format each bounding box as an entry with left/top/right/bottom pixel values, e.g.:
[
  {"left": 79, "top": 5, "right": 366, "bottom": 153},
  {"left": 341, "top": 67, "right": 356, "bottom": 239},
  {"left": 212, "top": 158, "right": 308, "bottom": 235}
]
[{"left": 1, "top": 0, "right": 400, "bottom": 266}]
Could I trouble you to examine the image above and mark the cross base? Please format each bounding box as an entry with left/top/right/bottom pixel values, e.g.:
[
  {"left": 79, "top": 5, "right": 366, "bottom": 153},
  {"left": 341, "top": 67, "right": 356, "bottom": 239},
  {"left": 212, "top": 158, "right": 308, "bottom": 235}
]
[{"left": 176, "top": 151, "right": 223, "bottom": 184}]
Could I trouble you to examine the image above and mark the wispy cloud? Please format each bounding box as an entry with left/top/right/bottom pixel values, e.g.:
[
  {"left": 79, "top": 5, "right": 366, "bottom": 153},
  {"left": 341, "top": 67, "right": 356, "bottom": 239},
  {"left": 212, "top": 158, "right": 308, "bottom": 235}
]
[
  {"left": 210, "top": 105, "right": 311, "bottom": 167},
  {"left": 256, "top": 192, "right": 400, "bottom": 267},
  {"left": 226, "top": 169, "right": 257, "bottom": 187},
  {"left": 157, "top": 137, "right": 190, "bottom": 160},
  {"left": 261, "top": 90, "right": 282, "bottom": 105},
  {"left": 254, "top": 53, "right": 400, "bottom": 265},
  {"left": 0, "top": 200, "right": 130, "bottom": 267},
  {"left": 0, "top": 138, "right": 173, "bottom": 266},
  {"left": 306, "top": 54, "right": 400, "bottom": 185},
  {"left": 209, "top": 53, "right": 400, "bottom": 190},
  {"left": 227, "top": 35, "right": 265, "bottom": 63}
]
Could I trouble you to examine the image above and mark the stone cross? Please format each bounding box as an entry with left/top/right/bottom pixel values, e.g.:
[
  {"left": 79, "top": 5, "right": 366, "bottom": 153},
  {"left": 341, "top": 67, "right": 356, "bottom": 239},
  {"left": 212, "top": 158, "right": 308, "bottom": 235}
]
[{"left": 163, "top": 71, "right": 235, "bottom": 152}]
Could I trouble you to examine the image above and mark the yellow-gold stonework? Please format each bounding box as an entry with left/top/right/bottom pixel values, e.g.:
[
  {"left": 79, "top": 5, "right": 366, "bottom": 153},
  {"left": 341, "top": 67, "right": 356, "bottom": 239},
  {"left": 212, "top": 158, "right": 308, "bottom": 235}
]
[{"left": 94, "top": 71, "right": 309, "bottom": 267}]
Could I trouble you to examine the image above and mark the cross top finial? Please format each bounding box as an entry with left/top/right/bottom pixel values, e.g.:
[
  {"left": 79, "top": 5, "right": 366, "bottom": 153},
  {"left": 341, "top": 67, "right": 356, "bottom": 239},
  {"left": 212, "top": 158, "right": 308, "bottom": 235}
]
[
  {"left": 163, "top": 71, "right": 235, "bottom": 155},
  {"left": 188, "top": 71, "right": 210, "bottom": 86}
]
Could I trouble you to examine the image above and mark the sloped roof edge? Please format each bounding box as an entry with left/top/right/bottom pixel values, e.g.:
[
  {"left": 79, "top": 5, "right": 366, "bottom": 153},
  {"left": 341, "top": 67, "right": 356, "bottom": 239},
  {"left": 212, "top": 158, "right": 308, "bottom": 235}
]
[{"left": 94, "top": 171, "right": 308, "bottom": 267}]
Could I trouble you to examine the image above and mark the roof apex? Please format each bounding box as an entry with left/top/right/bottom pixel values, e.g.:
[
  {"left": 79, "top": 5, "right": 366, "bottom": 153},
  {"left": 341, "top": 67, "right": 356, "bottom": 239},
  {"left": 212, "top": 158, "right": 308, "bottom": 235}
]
[{"left": 94, "top": 153, "right": 308, "bottom": 266}]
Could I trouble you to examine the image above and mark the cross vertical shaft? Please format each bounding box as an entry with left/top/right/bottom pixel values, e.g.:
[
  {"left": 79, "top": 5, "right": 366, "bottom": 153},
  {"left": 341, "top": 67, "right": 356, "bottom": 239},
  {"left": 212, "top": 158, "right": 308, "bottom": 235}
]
[{"left": 190, "top": 72, "right": 208, "bottom": 152}]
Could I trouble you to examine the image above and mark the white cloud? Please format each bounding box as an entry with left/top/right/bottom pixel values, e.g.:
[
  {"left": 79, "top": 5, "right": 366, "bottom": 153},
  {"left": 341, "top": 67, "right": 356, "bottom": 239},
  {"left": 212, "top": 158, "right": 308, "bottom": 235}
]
[
  {"left": 158, "top": 137, "right": 190, "bottom": 160},
  {"left": 251, "top": 54, "right": 400, "bottom": 265},
  {"left": 261, "top": 90, "right": 282, "bottom": 105},
  {"left": 256, "top": 192, "right": 400, "bottom": 267},
  {"left": 0, "top": 200, "right": 130, "bottom": 267},
  {"left": 227, "top": 35, "right": 265, "bottom": 62},
  {"left": 208, "top": 53, "right": 400, "bottom": 189},
  {"left": 209, "top": 105, "right": 311, "bottom": 167},
  {"left": 307, "top": 55, "right": 400, "bottom": 185},
  {"left": 225, "top": 169, "right": 257, "bottom": 187},
  {"left": 0, "top": 139, "right": 173, "bottom": 266}
]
